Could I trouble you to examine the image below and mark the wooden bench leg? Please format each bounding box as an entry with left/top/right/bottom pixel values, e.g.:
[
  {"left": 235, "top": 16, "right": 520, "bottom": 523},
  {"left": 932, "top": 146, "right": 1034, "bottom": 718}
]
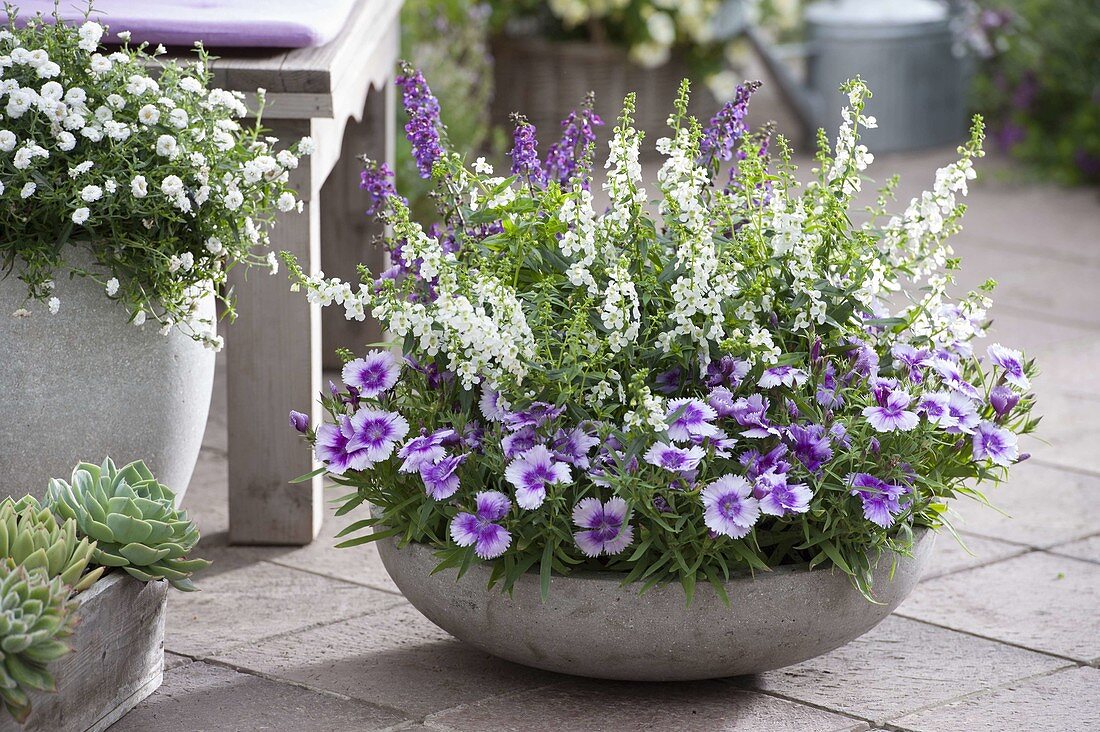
[{"left": 227, "top": 118, "right": 323, "bottom": 545}]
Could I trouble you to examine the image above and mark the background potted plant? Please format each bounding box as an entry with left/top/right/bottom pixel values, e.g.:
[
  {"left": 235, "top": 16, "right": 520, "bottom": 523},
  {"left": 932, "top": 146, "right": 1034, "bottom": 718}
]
[
  {"left": 283, "top": 69, "right": 1037, "bottom": 680},
  {"left": 0, "top": 10, "right": 309, "bottom": 498},
  {"left": 0, "top": 457, "right": 208, "bottom": 730}
]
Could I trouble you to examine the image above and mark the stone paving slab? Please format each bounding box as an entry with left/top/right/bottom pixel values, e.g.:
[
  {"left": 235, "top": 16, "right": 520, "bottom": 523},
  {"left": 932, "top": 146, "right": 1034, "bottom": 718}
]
[
  {"left": 949, "top": 461, "right": 1100, "bottom": 548},
  {"left": 210, "top": 601, "right": 566, "bottom": 718},
  {"left": 889, "top": 666, "right": 1100, "bottom": 732},
  {"left": 898, "top": 551, "right": 1100, "bottom": 663},
  {"left": 111, "top": 661, "right": 408, "bottom": 732},
  {"left": 1050, "top": 535, "right": 1100, "bottom": 564},
  {"left": 738, "top": 615, "right": 1067, "bottom": 724},
  {"left": 166, "top": 551, "right": 403, "bottom": 658},
  {"left": 425, "top": 679, "right": 869, "bottom": 732},
  {"left": 923, "top": 534, "right": 1028, "bottom": 580}
]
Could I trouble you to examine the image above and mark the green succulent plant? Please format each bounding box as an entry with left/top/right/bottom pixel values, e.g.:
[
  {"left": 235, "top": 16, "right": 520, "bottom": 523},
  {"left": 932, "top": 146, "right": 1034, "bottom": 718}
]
[
  {"left": 0, "top": 496, "right": 104, "bottom": 593},
  {"left": 0, "top": 565, "right": 76, "bottom": 723},
  {"left": 45, "top": 458, "right": 210, "bottom": 592}
]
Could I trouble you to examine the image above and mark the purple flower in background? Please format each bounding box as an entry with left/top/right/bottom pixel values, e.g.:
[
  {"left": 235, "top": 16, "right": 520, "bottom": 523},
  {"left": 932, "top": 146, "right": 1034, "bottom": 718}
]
[
  {"left": 870, "top": 377, "right": 899, "bottom": 405},
  {"left": 289, "top": 410, "right": 310, "bottom": 433},
  {"left": 419, "top": 454, "right": 464, "bottom": 500},
  {"left": 507, "top": 402, "right": 566, "bottom": 431},
  {"left": 786, "top": 423, "right": 833, "bottom": 473},
  {"left": 553, "top": 426, "right": 601, "bottom": 469},
  {"left": 918, "top": 392, "right": 954, "bottom": 429},
  {"left": 315, "top": 417, "right": 372, "bottom": 475},
  {"left": 740, "top": 444, "right": 790, "bottom": 481},
  {"left": 990, "top": 385, "right": 1020, "bottom": 417},
  {"left": 480, "top": 388, "right": 511, "bottom": 423},
  {"left": 655, "top": 366, "right": 683, "bottom": 394},
  {"left": 701, "top": 475, "right": 761, "bottom": 539},
  {"left": 930, "top": 357, "right": 980, "bottom": 399},
  {"left": 705, "top": 356, "right": 750, "bottom": 389},
  {"left": 707, "top": 386, "right": 737, "bottom": 418},
  {"left": 396, "top": 64, "right": 443, "bottom": 177},
  {"left": 731, "top": 394, "right": 777, "bottom": 438},
  {"left": 757, "top": 470, "right": 812, "bottom": 517},
  {"left": 972, "top": 421, "right": 1019, "bottom": 466},
  {"left": 346, "top": 408, "right": 410, "bottom": 463},
  {"left": 398, "top": 428, "right": 455, "bottom": 473},
  {"left": 945, "top": 392, "right": 980, "bottom": 434},
  {"left": 848, "top": 473, "right": 907, "bottom": 528},
  {"left": 342, "top": 351, "right": 401, "bottom": 398},
  {"left": 572, "top": 497, "right": 633, "bottom": 557},
  {"left": 450, "top": 491, "right": 512, "bottom": 559},
  {"left": 462, "top": 421, "right": 485, "bottom": 451},
  {"left": 816, "top": 362, "right": 844, "bottom": 409},
  {"left": 545, "top": 98, "right": 603, "bottom": 186},
  {"left": 847, "top": 338, "right": 881, "bottom": 378},
  {"left": 501, "top": 426, "right": 538, "bottom": 459},
  {"left": 892, "top": 344, "right": 931, "bottom": 383},
  {"left": 784, "top": 398, "right": 800, "bottom": 419},
  {"left": 699, "top": 81, "right": 760, "bottom": 166},
  {"left": 505, "top": 445, "right": 572, "bottom": 509},
  {"left": 359, "top": 160, "right": 402, "bottom": 216},
  {"left": 863, "top": 391, "right": 919, "bottom": 432},
  {"left": 508, "top": 114, "right": 546, "bottom": 187},
  {"left": 666, "top": 398, "right": 719, "bottom": 442},
  {"left": 987, "top": 344, "right": 1030, "bottom": 390},
  {"left": 830, "top": 422, "right": 852, "bottom": 450},
  {"left": 644, "top": 442, "right": 706, "bottom": 473},
  {"left": 696, "top": 429, "right": 738, "bottom": 458},
  {"left": 758, "top": 365, "right": 808, "bottom": 389}
]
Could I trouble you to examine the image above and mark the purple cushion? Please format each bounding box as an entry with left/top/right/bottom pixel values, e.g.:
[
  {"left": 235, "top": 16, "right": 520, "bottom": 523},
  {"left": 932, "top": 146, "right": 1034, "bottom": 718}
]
[{"left": 16, "top": 0, "right": 360, "bottom": 48}]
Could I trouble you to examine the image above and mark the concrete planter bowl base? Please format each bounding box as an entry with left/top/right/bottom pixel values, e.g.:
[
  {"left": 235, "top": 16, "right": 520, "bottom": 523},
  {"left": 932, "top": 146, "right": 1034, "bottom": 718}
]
[
  {"left": 8, "top": 573, "right": 168, "bottom": 732},
  {"left": 377, "top": 528, "right": 935, "bottom": 681},
  {"left": 0, "top": 249, "right": 215, "bottom": 502}
]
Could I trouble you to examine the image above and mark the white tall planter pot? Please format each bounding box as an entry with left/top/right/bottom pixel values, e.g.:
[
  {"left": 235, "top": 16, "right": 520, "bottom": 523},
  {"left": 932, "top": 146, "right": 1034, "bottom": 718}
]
[{"left": 0, "top": 252, "right": 215, "bottom": 502}]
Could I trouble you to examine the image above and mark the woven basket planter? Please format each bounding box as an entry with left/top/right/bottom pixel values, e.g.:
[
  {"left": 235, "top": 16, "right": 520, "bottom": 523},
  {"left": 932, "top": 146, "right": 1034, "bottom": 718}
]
[{"left": 490, "top": 35, "right": 718, "bottom": 150}]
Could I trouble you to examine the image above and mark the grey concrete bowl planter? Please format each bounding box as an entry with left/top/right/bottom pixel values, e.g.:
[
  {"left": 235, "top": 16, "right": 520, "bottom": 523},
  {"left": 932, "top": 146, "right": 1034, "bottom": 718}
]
[
  {"left": 377, "top": 528, "right": 935, "bottom": 681},
  {"left": 0, "top": 249, "right": 215, "bottom": 501},
  {"left": 6, "top": 573, "right": 168, "bottom": 732}
]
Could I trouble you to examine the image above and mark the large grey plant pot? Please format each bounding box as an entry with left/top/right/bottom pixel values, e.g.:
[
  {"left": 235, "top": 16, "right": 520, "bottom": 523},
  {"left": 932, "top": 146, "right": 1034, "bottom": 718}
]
[
  {"left": 0, "top": 250, "right": 215, "bottom": 502},
  {"left": 378, "top": 528, "right": 935, "bottom": 681}
]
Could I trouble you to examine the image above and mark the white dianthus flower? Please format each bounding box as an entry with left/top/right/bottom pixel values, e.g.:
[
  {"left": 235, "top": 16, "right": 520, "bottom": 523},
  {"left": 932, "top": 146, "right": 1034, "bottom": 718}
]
[
  {"left": 72, "top": 207, "right": 90, "bottom": 225},
  {"left": 155, "top": 134, "right": 178, "bottom": 158},
  {"left": 178, "top": 76, "right": 202, "bottom": 94},
  {"left": 105, "top": 278, "right": 119, "bottom": 296},
  {"left": 0, "top": 130, "right": 15, "bottom": 152},
  {"left": 131, "top": 175, "right": 148, "bottom": 198},
  {"left": 297, "top": 136, "right": 316, "bottom": 155},
  {"left": 276, "top": 192, "right": 296, "bottom": 212},
  {"left": 80, "top": 184, "right": 102, "bottom": 202},
  {"left": 78, "top": 21, "right": 104, "bottom": 52},
  {"left": 223, "top": 189, "right": 244, "bottom": 210},
  {"left": 19, "top": 182, "right": 35, "bottom": 198},
  {"left": 137, "top": 104, "right": 160, "bottom": 125},
  {"left": 160, "top": 175, "right": 184, "bottom": 197},
  {"left": 168, "top": 108, "right": 189, "bottom": 129},
  {"left": 88, "top": 54, "right": 111, "bottom": 74}
]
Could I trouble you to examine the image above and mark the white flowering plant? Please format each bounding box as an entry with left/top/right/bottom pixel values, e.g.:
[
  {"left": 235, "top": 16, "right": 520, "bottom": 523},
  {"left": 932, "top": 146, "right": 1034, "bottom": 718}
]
[
  {"left": 286, "top": 71, "right": 1038, "bottom": 602},
  {"left": 0, "top": 8, "right": 310, "bottom": 346}
]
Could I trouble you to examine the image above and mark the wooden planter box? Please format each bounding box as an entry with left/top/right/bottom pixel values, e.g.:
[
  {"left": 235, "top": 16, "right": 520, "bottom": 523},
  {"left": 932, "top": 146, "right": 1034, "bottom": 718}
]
[{"left": 3, "top": 574, "right": 168, "bottom": 732}]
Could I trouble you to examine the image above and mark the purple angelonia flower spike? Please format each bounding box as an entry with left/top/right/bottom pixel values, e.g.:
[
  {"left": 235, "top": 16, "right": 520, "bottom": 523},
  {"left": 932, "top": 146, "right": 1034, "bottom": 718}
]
[
  {"left": 572, "top": 497, "right": 633, "bottom": 557},
  {"left": 359, "top": 160, "right": 402, "bottom": 216},
  {"left": 508, "top": 114, "right": 546, "bottom": 187},
  {"left": 396, "top": 64, "right": 444, "bottom": 178},
  {"left": 699, "top": 81, "right": 761, "bottom": 166},
  {"left": 450, "top": 491, "right": 512, "bottom": 559},
  {"left": 545, "top": 96, "right": 603, "bottom": 186}
]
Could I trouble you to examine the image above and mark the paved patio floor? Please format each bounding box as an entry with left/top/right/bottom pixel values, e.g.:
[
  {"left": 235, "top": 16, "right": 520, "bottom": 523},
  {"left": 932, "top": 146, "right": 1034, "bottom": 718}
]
[{"left": 112, "top": 149, "right": 1100, "bottom": 731}]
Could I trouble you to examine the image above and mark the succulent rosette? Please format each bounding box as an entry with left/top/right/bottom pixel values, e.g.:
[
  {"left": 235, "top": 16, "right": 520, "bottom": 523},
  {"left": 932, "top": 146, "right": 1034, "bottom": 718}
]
[
  {"left": 287, "top": 69, "right": 1037, "bottom": 601},
  {"left": 0, "top": 496, "right": 103, "bottom": 593}
]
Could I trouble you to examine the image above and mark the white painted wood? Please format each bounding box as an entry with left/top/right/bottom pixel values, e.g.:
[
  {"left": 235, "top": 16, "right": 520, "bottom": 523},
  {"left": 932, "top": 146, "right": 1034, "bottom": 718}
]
[{"left": 8, "top": 574, "right": 168, "bottom": 732}]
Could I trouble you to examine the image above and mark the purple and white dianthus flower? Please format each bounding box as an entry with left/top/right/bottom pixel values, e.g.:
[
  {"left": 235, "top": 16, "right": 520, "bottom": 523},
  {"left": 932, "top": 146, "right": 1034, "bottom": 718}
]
[
  {"left": 929, "top": 356, "right": 980, "bottom": 399},
  {"left": 419, "top": 454, "right": 465, "bottom": 500},
  {"left": 918, "top": 392, "right": 955, "bottom": 429},
  {"left": 450, "top": 491, "right": 512, "bottom": 559},
  {"left": 972, "top": 421, "right": 1019, "bottom": 466},
  {"left": 945, "top": 392, "right": 980, "bottom": 434},
  {"left": 830, "top": 422, "right": 852, "bottom": 450},
  {"left": 552, "top": 426, "right": 601, "bottom": 469},
  {"left": 758, "top": 365, "right": 809, "bottom": 389},
  {"left": 572, "top": 497, "right": 633, "bottom": 557},
  {"left": 786, "top": 423, "right": 833, "bottom": 473},
  {"left": 987, "top": 343, "right": 1030, "bottom": 390},
  {"left": 848, "top": 473, "right": 907, "bottom": 528},
  {"left": 694, "top": 429, "right": 738, "bottom": 458},
  {"left": 289, "top": 410, "right": 310, "bottom": 433},
  {"left": 644, "top": 442, "right": 706, "bottom": 473},
  {"left": 989, "top": 385, "right": 1020, "bottom": 417},
  {"left": 398, "top": 428, "right": 455, "bottom": 473},
  {"left": 707, "top": 386, "right": 737, "bottom": 418},
  {"left": 505, "top": 445, "right": 572, "bottom": 509},
  {"left": 501, "top": 426, "right": 538, "bottom": 459},
  {"left": 863, "top": 390, "right": 919, "bottom": 432},
  {"left": 756, "top": 470, "right": 812, "bottom": 517},
  {"left": 891, "top": 344, "right": 931, "bottom": 383},
  {"left": 314, "top": 417, "right": 372, "bottom": 475},
  {"left": 730, "top": 394, "right": 777, "bottom": 438},
  {"left": 705, "top": 356, "right": 751, "bottom": 389},
  {"left": 740, "top": 444, "right": 790, "bottom": 481},
  {"left": 507, "top": 402, "right": 566, "bottom": 430},
  {"left": 847, "top": 337, "right": 880, "bottom": 377},
  {"left": 342, "top": 350, "right": 401, "bottom": 398},
  {"left": 346, "top": 408, "right": 410, "bottom": 463},
  {"left": 479, "top": 387, "right": 511, "bottom": 423},
  {"left": 666, "top": 398, "right": 719, "bottom": 442},
  {"left": 815, "top": 362, "right": 845, "bottom": 409},
  {"left": 701, "top": 475, "right": 761, "bottom": 539}
]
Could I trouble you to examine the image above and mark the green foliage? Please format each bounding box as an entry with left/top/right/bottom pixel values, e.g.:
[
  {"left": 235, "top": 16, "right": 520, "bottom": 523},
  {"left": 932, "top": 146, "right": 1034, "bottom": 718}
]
[
  {"left": 45, "top": 458, "right": 210, "bottom": 592},
  {"left": 972, "top": 0, "right": 1100, "bottom": 184},
  {"left": 0, "top": 565, "right": 76, "bottom": 724},
  {"left": 0, "top": 497, "right": 103, "bottom": 593}
]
